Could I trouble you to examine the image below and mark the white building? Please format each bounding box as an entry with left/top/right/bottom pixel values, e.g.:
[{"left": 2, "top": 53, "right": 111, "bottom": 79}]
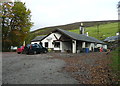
[
  {"left": 104, "top": 34, "right": 120, "bottom": 43},
  {"left": 31, "top": 29, "right": 107, "bottom": 53}
]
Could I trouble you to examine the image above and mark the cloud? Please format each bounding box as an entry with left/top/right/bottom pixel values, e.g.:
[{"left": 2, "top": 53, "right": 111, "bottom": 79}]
[
  {"left": 1, "top": 0, "right": 13, "bottom": 2},
  {"left": 16, "top": 0, "right": 119, "bottom": 31}
]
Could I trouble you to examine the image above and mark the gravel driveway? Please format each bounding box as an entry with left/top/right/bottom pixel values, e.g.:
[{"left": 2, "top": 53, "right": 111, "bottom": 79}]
[{"left": 2, "top": 52, "right": 79, "bottom": 84}]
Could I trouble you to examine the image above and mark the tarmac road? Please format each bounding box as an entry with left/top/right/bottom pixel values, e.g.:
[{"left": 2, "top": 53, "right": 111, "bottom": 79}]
[{"left": 2, "top": 52, "right": 79, "bottom": 84}]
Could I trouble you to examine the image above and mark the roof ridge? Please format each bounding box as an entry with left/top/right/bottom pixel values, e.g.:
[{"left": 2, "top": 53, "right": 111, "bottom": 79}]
[{"left": 56, "top": 28, "right": 104, "bottom": 44}]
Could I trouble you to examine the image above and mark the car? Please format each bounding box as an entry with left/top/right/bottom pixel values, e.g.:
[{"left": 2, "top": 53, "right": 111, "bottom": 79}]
[
  {"left": 16, "top": 46, "right": 25, "bottom": 54},
  {"left": 23, "top": 44, "right": 48, "bottom": 54}
]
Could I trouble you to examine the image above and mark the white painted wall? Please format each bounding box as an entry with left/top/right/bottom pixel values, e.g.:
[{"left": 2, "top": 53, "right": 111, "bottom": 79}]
[
  {"left": 72, "top": 40, "right": 76, "bottom": 53},
  {"left": 96, "top": 44, "right": 103, "bottom": 48},
  {"left": 41, "top": 32, "right": 62, "bottom": 49},
  {"left": 31, "top": 31, "right": 107, "bottom": 53},
  {"left": 103, "top": 45, "right": 107, "bottom": 49},
  {"left": 60, "top": 42, "right": 62, "bottom": 50},
  {"left": 54, "top": 47, "right": 60, "bottom": 50},
  {"left": 82, "top": 42, "right": 85, "bottom": 48},
  {"left": 89, "top": 43, "right": 95, "bottom": 51},
  {"left": 31, "top": 41, "right": 40, "bottom": 44}
]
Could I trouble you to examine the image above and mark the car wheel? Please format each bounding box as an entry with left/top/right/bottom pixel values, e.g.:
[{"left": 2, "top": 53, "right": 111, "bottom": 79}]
[
  {"left": 17, "top": 52, "right": 21, "bottom": 54},
  {"left": 44, "top": 50, "right": 47, "bottom": 53},
  {"left": 25, "top": 51, "right": 29, "bottom": 55},
  {"left": 33, "top": 51, "right": 37, "bottom": 54},
  {"left": 22, "top": 50, "right": 25, "bottom": 54}
]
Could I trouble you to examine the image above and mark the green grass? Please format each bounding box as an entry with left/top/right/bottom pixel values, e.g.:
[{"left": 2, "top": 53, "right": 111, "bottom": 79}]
[
  {"left": 110, "top": 47, "right": 120, "bottom": 84},
  {"left": 110, "top": 47, "right": 120, "bottom": 71},
  {"left": 69, "top": 23, "right": 119, "bottom": 40}
]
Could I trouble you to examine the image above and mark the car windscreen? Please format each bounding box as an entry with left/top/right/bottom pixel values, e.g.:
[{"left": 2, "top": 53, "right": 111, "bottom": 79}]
[
  {"left": 38, "top": 44, "right": 43, "bottom": 48},
  {"left": 25, "top": 44, "right": 30, "bottom": 48},
  {"left": 32, "top": 44, "right": 40, "bottom": 48},
  {"left": 17, "top": 46, "right": 22, "bottom": 48}
]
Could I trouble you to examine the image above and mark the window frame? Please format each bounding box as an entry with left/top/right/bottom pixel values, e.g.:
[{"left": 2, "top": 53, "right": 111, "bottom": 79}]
[
  {"left": 45, "top": 42, "right": 48, "bottom": 48},
  {"left": 54, "top": 42, "right": 60, "bottom": 48}
]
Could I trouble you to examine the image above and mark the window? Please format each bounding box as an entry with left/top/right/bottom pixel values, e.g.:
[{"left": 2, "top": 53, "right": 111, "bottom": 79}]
[
  {"left": 54, "top": 42, "right": 60, "bottom": 48},
  {"left": 17, "top": 46, "right": 22, "bottom": 48},
  {"left": 38, "top": 44, "right": 43, "bottom": 48},
  {"left": 45, "top": 42, "right": 48, "bottom": 48},
  {"left": 32, "top": 44, "right": 40, "bottom": 48}
]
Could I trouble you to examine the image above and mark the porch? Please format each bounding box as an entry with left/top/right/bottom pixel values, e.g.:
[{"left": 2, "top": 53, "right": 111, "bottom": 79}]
[{"left": 53, "top": 40, "right": 95, "bottom": 53}]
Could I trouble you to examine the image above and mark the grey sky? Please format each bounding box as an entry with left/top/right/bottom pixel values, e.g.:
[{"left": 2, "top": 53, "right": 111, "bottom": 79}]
[{"left": 13, "top": 0, "right": 119, "bottom": 31}]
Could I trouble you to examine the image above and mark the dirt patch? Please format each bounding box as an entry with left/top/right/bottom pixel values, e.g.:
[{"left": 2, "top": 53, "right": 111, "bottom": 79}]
[
  {"left": 2, "top": 52, "right": 79, "bottom": 84},
  {"left": 50, "top": 52, "right": 114, "bottom": 84},
  {"left": 2, "top": 52, "right": 117, "bottom": 84}
]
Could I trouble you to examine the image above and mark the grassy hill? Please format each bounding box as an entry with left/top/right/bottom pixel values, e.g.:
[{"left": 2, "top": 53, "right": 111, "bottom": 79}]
[
  {"left": 31, "top": 20, "right": 118, "bottom": 36},
  {"left": 26, "top": 20, "right": 119, "bottom": 44},
  {"left": 69, "top": 22, "right": 119, "bottom": 40}
]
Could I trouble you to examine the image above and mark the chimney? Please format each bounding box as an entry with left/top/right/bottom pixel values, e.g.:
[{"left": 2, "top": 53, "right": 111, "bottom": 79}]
[
  {"left": 79, "top": 23, "right": 84, "bottom": 34},
  {"left": 116, "top": 32, "right": 119, "bottom": 36},
  {"left": 86, "top": 32, "right": 89, "bottom": 36}
]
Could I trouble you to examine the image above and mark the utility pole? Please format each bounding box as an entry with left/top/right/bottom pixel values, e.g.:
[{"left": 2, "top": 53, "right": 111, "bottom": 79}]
[
  {"left": 118, "top": 1, "right": 120, "bottom": 20},
  {"left": 97, "top": 24, "right": 100, "bottom": 40},
  {"left": 118, "top": 1, "right": 120, "bottom": 34}
]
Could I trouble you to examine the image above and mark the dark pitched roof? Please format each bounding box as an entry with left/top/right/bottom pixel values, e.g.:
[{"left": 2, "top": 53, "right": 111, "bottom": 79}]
[
  {"left": 104, "top": 35, "right": 120, "bottom": 42},
  {"left": 56, "top": 29, "right": 105, "bottom": 44},
  {"left": 31, "top": 29, "right": 105, "bottom": 44},
  {"left": 31, "top": 35, "right": 46, "bottom": 42},
  {"left": 88, "top": 36, "right": 105, "bottom": 44}
]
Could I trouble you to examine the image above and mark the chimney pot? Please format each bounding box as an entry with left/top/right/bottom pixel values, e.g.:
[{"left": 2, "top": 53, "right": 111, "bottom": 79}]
[
  {"left": 86, "top": 32, "right": 89, "bottom": 36},
  {"left": 116, "top": 32, "right": 119, "bottom": 36},
  {"left": 81, "top": 23, "right": 83, "bottom": 26},
  {"left": 79, "top": 23, "right": 84, "bottom": 34}
]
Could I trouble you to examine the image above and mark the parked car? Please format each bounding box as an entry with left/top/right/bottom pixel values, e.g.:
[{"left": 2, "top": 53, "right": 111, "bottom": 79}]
[
  {"left": 16, "top": 46, "right": 25, "bottom": 54},
  {"left": 23, "top": 44, "right": 48, "bottom": 54},
  {"left": 11, "top": 46, "right": 18, "bottom": 52}
]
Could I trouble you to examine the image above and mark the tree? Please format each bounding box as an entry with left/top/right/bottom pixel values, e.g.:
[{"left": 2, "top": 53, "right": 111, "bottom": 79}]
[
  {"left": 1, "top": 2, "right": 13, "bottom": 51},
  {"left": 9, "top": 1, "right": 33, "bottom": 46},
  {"left": 1, "top": 1, "right": 33, "bottom": 51}
]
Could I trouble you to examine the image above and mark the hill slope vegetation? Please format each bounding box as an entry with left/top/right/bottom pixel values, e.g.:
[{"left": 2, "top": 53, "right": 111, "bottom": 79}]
[
  {"left": 25, "top": 20, "right": 119, "bottom": 44},
  {"left": 69, "top": 22, "right": 119, "bottom": 40}
]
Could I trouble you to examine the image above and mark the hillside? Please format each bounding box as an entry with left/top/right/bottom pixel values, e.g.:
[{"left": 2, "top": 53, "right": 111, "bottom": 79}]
[
  {"left": 26, "top": 20, "right": 119, "bottom": 44},
  {"left": 69, "top": 22, "right": 119, "bottom": 40},
  {"left": 31, "top": 20, "right": 119, "bottom": 36}
]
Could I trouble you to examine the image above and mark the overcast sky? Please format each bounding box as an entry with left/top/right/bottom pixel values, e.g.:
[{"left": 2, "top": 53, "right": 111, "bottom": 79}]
[{"left": 12, "top": 0, "right": 119, "bottom": 31}]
